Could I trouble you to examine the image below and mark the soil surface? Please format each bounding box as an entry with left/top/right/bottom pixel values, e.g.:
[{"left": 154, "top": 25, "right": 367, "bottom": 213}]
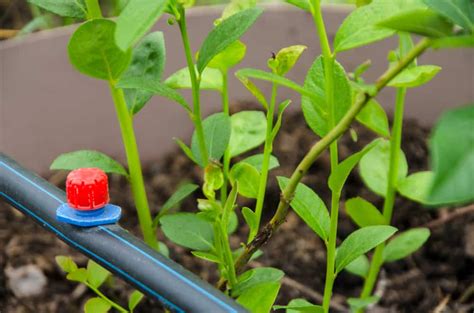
[{"left": 1, "top": 107, "right": 473, "bottom": 313}]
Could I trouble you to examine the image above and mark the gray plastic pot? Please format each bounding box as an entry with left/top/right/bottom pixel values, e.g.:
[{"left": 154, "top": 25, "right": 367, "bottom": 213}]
[{"left": 0, "top": 4, "right": 472, "bottom": 173}]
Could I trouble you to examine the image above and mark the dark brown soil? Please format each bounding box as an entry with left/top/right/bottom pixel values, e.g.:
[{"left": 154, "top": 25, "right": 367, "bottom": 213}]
[{"left": 1, "top": 107, "right": 473, "bottom": 313}]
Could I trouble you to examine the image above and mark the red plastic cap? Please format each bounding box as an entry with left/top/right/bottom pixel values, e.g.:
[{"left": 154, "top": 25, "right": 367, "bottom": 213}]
[{"left": 66, "top": 168, "right": 109, "bottom": 210}]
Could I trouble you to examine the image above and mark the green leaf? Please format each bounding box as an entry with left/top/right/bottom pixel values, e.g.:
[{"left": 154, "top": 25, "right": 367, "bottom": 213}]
[
  {"left": 229, "top": 163, "right": 260, "bottom": 199},
  {"left": 68, "top": 19, "right": 132, "bottom": 80},
  {"left": 344, "top": 254, "right": 370, "bottom": 278},
  {"left": 191, "top": 251, "right": 221, "bottom": 263},
  {"left": 84, "top": 297, "right": 111, "bottom": 313},
  {"left": 355, "top": 98, "right": 390, "bottom": 137},
  {"left": 272, "top": 100, "right": 292, "bottom": 140},
  {"left": 345, "top": 197, "right": 385, "bottom": 227},
  {"left": 117, "top": 77, "right": 191, "bottom": 113},
  {"left": 232, "top": 267, "right": 284, "bottom": 297},
  {"left": 241, "top": 154, "right": 280, "bottom": 172},
  {"left": 208, "top": 40, "right": 247, "bottom": 72},
  {"left": 155, "top": 183, "right": 199, "bottom": 222},
  {"left": 431, "top": 34, "right": 474, "bottom": 49},
  {"left": 334, "top": 1, "right": 397, "bottom": 52},
  {"left": 335, "top": 225, "right": 397, "bottom": 273},
  {"left": 383, "top": 228, "right": 430, "bottom": 262},
  {"left": 27, "top": 0, "right": 86, "bottom": 18},
  {"left": 86, "top": 260, "right": 110, "bottom": 289},
  {"left": 424, "top": 0, "right": 474, "bottom": 32},
  {"left": 115, "top": 0, "right": 167, "bottom": 51},
  {"left": 220, "top": 0, "right": 257, "bottom": 21},
  {"left": 268, "top": 45, "right": 307, "bottom": 76},
  {"left": 174, "top": 138, "right": 198, "bottom": 164},
  {"left": 191, "top": 113, "right": 232, "bottom": 167},
  {"left": 378, "top": 8, "right": 454, "bottom": 37},
  {"left": 236, "top": 68, "right": 314, "bottom": 100},
  {"left": 397, "top": 171, "right": 434, "bottom": 204},
  {"left": 161, "top": 213, "right": 214, "bottom": 251},
  {"left": 274, "top": 299, "right": 324, "bottom": 313},
  {"left": 388, "top": 65, "right": 441, "bottom": 88},
  {"left": 302, "top": 56, "right": 352, "bottom": 137},
  {"left": 203, "top": 164, "right": 224, "bottom": 200},
  {"left": 50, "top": 150, "right": 128, "bottom": 176},
  {"left": 237, "top": 282, "right": 281, "bottom": 313},
  {"left": 242, "top": 207, "right": 258, "bottom": 238},
  {"left": 55, "top": 256, "right": 78, "bottom": 273},
  {"left": 359, "top": 139, "right": 408, "bottom": 197},
  {"left": 278, "top": 177, "right": 330, "bottom": 241},
  {"left": 284, "top": 0, "right": 310, "bottom": 11},
  {"left": 197, "top": 7, "right": 263, "bottom": 73},
  {"left": 121, "top": 32, "right": 166, "bottom": 115},
  {"left": 229, "top": 111, "right": 267, "bottom": 157},
  {"left": 428, "top": 104, "right": 474, "bottom": 205},
  {"left": 347, "top": 296, "right": 379, "bottom": 312},
  {"left": 128, "top": 291, "right": 144, "bottom": 312},
  {"left": 329, "top": 140, "right": 378, "bottom": 195},
  {"left": 66, "top": 268, "right": 88, "bottom": 283},
  {"left": 236, "top": 74, "right": 269, "bottom": 109},
  {"left": 165, "top": 67, "right": 223, "bottom": 92}
]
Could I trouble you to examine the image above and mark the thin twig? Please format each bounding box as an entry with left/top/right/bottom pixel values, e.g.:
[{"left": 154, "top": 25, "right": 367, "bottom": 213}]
[
  {"left": 432, "top": 295, "right": 450, "bottom": 313},
  {"left": 422, "top": 205, "right": 474, "bottom": 229}
]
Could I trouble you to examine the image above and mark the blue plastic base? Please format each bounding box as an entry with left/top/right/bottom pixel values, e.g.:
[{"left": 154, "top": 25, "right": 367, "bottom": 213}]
[{"left": 56, "top": 203, "right": 121, "bottom": 227}]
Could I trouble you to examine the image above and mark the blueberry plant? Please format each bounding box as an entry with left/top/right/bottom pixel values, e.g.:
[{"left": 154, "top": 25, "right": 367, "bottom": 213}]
[{"left": 29, "top": 0, "right": 474, "bottom": 311}]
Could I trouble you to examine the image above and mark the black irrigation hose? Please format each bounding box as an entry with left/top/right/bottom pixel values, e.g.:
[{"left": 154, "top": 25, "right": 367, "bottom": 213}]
[{"left": 0, "top": 153, "right": 247, "bottom": 313}]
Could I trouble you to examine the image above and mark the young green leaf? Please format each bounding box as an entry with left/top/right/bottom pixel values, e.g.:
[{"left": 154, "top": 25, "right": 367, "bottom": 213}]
[
  {"left": 424, "top": 0, "right": 474, "bottom": 32},
  {"left": 203, "top": 163, "right": 224, "bottom": 200},
  {"left": 236, "top": 74, "right": 269, "bottom": 109},
  {"left": 355, "top": 98, "right": 390, "bottom": 137},
  {"left": 377, "top": 8, "right": 453, "bottom": 37},
  {"left": 174, "top": 138, "right": 198, "bottom": 164},
  {"left": 154, "top": 183, "right": 199, "bottom": 223},
  {"left": 191, "top": 251, "right": 221, "bottom": 263},
  {"left": 220, "top": 0, "right": 257, "bottom": 21},
  {"left": 229, "top": 111, "right": 267, "bottom": 157},
  {"left": 347, "top": 296, "right": 379, "bottom": 312},
  {"left": 66, "top": 268, "right": 88, "bottom": 283},
  {"left": 229, "top": 163, "right": 260, "bottom": 199},
  {"left": 165, "top": 67, "right": 224, "bottom": 92},
  {"left": 271, "top": 100, "right": 292, "bottom": 140},
  {"left": 242, "top": 207, "right": 258, "bottom": 238},
  {"left": 117, "top": 77, "right": 192, "bottom": 113},
  {"left": 84, "top": 297, "right": 111, "bottom": 313},
  {"left": 397, "top": 171, "right": 434, "bottom": 204},
  {"left": 55, "top": 256, "right": 78, "bottom": 273},
  {"left": 345, "top": 197, "right": 385, "bottom": 227},
  {"left": 232, "top": 267, "right": 284, "bottom": 297},
  {"left": 160, "top": 213, "right": 214, "bottom": 251},
  {"left": 335, "top": 225, "right": 397, "bottom": 273},
  {"left": 241, "top": 154, "right": 280, "bottom": 172},
  {"left": 121, "top": 32, "right": 166, "bottom": 115},
  {"left": 359, "top": 139, "right": 408, "bottom": 197},
  {"left": 268, "top": 45, "right": 307, "bottom": 76},
  {"left": 388, "top": 65, "right": 441, "bottom": 88},
  {"left": 344, "top": 254, "right": 370, "bottom": 278},
  {"left": 428, "top": 104, "right": 474, "bottom": 205},
  {"left": 328, "top": 140, "right": 378, "bottom": 195},
  {"left": 284, "top": 0, "right": 310, "bottom": 11},
  {"left": 128, "top": 291, "right": 144, "bottom": 312},
  {"left": 278, "top": 177, "right": 330, "bottom": 242},
  {"left": 431, "top": 34, "right": 474, "bottom": 49},
  {"left": 68, "top": 19, "right": 132, "bottom": 80},
  {"left": 208, "top": 40, "right": 247, "bottom": 72},
  {"left": 383, "top": 228, "right": 430, "bottom": 262},
  {"left": 115, "top": 0, "right": 167, "bottom": 51},
  {"left": 27, "top": 0, "right": 87, "bottom": 18},
  {"left": 50, "top": 150, "right": 128, "bottom": 176},
  {"left": 237, "top": 282, "right": 281, "bottom": 313},
  {"left": 197, "top": 7, "right": 263, "bottom": 73},
  {"left": 86, "top": 260, "right": 110, "bottom": 289},
  {"left": 274, "top": 299, "right": 324, "bottom": 313},
  {"left": 302, "top": 56, "right": 352, "bottom": 137},
  {"left": 191, "top": 113, "right": 232, "bottom": 167}
]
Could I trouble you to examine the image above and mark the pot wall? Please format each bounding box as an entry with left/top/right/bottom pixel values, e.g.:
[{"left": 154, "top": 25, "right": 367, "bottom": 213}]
[{"left": 1, "top": 4, "right": 473, "bottom": 173}]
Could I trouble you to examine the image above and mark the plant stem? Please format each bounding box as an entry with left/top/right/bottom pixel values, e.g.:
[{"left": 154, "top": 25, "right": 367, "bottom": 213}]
[
  {"left": 249, "top": 83, "right": 278, "bottom": 242},
  {"left": 221, "top": 71, "right": 231, "bottom": 205},
  {"left": 357, "top": 87, "right": 407, "bottom": 308},
  {"left": 216, "top": 38, "right": 431, "bottom": 289},
  {"left": 177, "top": 9, "right": 208, "bottom": 166},
  {"left": 109, "top": 83, "right": 159, "bottom": 250},
  {"left": 85, "top": 0, "right": 102, "bottom": 19},
  {"left": 89, "top": 284, "right": 128, "bottom": 312}
]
